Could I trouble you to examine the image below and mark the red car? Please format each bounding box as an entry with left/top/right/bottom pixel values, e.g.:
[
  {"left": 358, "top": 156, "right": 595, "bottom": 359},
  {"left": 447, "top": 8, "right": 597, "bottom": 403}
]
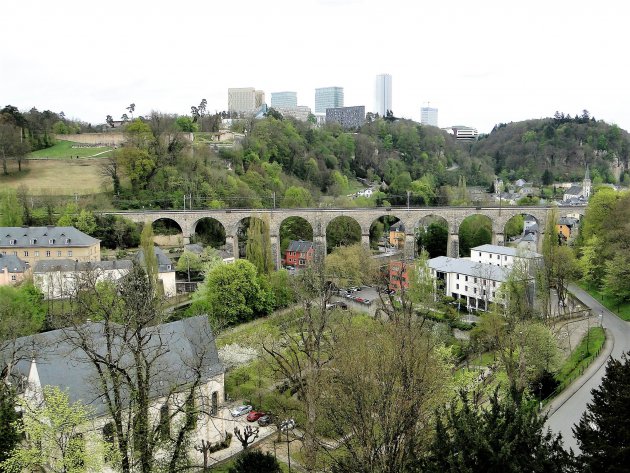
[{"left": 246, "top": 410, "right": 265, "bottom": 422}]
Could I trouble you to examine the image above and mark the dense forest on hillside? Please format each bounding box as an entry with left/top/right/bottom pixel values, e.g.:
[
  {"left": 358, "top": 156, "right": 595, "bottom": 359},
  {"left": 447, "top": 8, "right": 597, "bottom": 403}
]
[
  {"left": 471, "top": 111, "right": 630, "bottom": 185},
  {"left": 2, "top": 103, "right": 629, "bottom": 210}
]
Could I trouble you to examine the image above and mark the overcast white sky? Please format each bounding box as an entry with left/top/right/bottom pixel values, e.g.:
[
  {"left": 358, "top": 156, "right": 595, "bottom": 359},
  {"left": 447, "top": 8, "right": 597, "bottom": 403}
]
[{"left": 2, "top": 0, "right": 628, "bottom": 133}]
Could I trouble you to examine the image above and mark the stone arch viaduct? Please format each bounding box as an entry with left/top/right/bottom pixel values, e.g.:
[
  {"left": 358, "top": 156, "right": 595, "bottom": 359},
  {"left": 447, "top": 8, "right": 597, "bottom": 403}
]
[{"left": 105, "top": 205, "right": 585, "bottom": 268}]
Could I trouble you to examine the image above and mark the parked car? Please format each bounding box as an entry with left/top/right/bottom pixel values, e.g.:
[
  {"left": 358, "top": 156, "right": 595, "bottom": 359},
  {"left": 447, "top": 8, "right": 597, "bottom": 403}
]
[
  {"left": 363, "top": 299, "right": 371, "bottom": 304},
  {"left": 257, "top": 414, "right": 273, "bottom": 426},
  {"left": 230, "top": 405, "right": 253, "bottom": 417},
  {"left": 355, "top": 297, "right": 364, "bottom": 303},
  {"left": 246, "top": 410, "right": 266, "bottom": 422},
  {"left": 280, "top": 418, "right": 296, "bottom": 431},
  {"left": 337, "top": 302, "right": 348, "bottom": 310}
]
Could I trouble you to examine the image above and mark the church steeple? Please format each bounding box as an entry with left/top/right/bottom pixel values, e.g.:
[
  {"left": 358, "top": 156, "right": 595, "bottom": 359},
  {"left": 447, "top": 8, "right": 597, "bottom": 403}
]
[{"left": 583, "top": 165, "right": 591, "bottom": 198}]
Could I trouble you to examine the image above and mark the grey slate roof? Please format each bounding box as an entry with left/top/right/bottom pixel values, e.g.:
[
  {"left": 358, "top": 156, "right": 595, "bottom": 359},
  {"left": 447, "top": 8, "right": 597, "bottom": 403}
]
[
  {"left": 34, "top": 259, "right": 133, "bottom": 273},
  {"left": 558, "top": 217, "right": 578, "bottom": 226},
  {"left": 472, "top": 244, "right": 541, "bottom": 259},
  {"left": 10, "top": 316, "right": 223, "bottom": 417},
  {"left": 184, "top": 243, "right": 204, "bottom": 255},
  {"left": 521, "top": 233, "right": 536, "bottom": 242},
  {"left": 564, "top": 185, "right": 583, "bottom": 196},
  {"left": 286, "top": 240, "right": 313, "bottom": 253},
  {"left": 0, "top": 227, "right": 99, "bottom": 248},
  {"left": 135, "top": 246, "right": 174, "bottom": 273},
  {"left": 0, "top": 254, "right": 28, "bottom": 273},
  {"left": 428, "top": 256, "right": 511, "bottom": 282}
]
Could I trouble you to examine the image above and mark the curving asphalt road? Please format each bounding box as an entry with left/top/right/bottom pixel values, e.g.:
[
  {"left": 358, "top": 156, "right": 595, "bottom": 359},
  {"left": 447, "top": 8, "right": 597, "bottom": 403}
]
[{"left": 545, "top": 283, "right": 630, "bottom": 452}]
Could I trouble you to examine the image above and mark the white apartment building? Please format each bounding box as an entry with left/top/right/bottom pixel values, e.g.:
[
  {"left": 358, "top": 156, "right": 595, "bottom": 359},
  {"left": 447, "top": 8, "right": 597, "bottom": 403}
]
[
  {"left": 470, "top": 244, "right": 541, "bottom": 270},
  {"left": 374, "top": 74, "right": 392, "bottom": 116},
  {"left": 428, "top": 244, "right": 541, "bottom": 311}
]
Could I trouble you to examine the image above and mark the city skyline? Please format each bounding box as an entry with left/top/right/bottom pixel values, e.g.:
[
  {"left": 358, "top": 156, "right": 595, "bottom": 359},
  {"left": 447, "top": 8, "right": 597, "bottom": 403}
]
[{"left": 2, "top": 0, "right": 630, "bottom": 133}]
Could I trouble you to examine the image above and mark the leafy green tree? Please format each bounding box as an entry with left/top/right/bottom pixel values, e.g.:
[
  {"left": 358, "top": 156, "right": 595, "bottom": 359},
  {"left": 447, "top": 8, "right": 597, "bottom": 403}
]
[
  {"left": 175, "top": 116, "right": 198, "bottom": 132},
  {"left": 574, "top": 353, "right": 630, "bottom": 472},
  {"left": 176, "top": 250, "right": 202, "bottom": 282},
  {"left": 228, "top": 449, "right": 282, "bottom": 473},
  {"left": 602, "top": 253, "right": 630, "bottom": 310},
  {"left": 0, "top": 387, "right": 20, "bottom": 464},
  {"left": 326, "top": 216, "right": 361, "bottom": 252},
  {"left": 422, "top": 390, "right": 575, "bottom": 473},
  {"left": 279, "top": 217, "right": 313, "bottom": 253},
  {"left": 245, "top": 217, "right": 273, "bottom": 275},
  {"left": 266, "top": 269, "right": 295, "bottom": 309},
  {"left": 325, "top": 244, "right": 378, "bottom": 288},
  {"left": 1, "top": 386, "right": 109, "bottom": 473},
  {"left": 578, "top": 236, "right": 603, "bottom": 290},
  {"left": 57, "top": 203, "right": 97, "bottom": 234},
  {"left": 0, "top": 189, "right": 23, "bottom": 226},
  {"left": 140, "top": 223, "right": 158, "bottom": 290},
  {"left": 505, "top": 214, "right": 525, "bottom": 240},
  {"left": 117, "top": 147, "right": 156, "bottom": 191},
  {"left": 459, "top": 215, "right": 492, "bottom": 257},
  {"left": 281, "top": 186, "right": 313, "bottom": 208},
  {"left": 417, "top": 221, "right": 448, "bottom": 257},
  {"left": 0, "top": 283, "right": 46, "bottom": 339},
  {"left": 191, "top": 259, "right": 269, "bottom": 325}
]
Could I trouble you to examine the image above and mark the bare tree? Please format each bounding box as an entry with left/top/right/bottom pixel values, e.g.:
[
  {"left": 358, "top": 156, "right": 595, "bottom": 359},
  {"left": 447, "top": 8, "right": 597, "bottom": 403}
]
[
  {"left": 99, "top": 155, "right": 121, "bottom": 194},
  {"left": 54, "top": 264, "right": 223, "bottom": 473},
  {"left": 233, "top": 425, "right": 259, "bottom": 450},
  {"left": 263, "top": 260, "right": 336, "bottom": 471}
]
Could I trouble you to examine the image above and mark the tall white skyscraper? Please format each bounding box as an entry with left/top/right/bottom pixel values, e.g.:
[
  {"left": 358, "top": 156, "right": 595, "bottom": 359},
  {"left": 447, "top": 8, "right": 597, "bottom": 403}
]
[
  {"left": 421, "top": 106, "right": 438, "bottom": 127},
  {"left": 374, "top": 74, "right": 392, "bottom": 116},
  {"left": 228, "top": 87, "right": 265, "bottom": 114}
]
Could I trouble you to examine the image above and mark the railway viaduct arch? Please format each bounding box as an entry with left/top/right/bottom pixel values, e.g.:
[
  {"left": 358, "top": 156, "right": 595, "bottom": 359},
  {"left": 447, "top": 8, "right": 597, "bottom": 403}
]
[{"left": 105, "top": 205, "right": 585, "bottom": 268}]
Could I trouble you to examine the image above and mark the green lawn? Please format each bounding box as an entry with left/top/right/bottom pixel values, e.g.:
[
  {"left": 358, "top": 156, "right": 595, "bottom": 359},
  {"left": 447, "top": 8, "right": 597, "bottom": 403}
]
[
  {"left": 555, "top": 327, "right": 606, "bottom": 388},
  {"left": 577, "top": 282, "right": 630, "bottom": 321},
  {"left": 29, "top": 140, "right": 112, "bottom": 159}
]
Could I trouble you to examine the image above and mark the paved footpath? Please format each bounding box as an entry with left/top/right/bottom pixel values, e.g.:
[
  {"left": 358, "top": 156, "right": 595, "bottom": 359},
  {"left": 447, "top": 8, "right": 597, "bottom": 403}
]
[{"left": 545, "top": 283, "right": 630, "bottom": 452}]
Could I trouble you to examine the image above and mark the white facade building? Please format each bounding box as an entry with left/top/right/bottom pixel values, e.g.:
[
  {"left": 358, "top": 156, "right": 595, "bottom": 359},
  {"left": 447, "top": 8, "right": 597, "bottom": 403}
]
[
  {"left": 470, "top": 244, "right": 541, "bottom": 270},
  {"left": 34, "top": 259, "right": 132, "bottom": 299},
  {"left": 428, "top": 244, "right": 541, "bottom": 311},
  {"left": 421, "top": 106, "right": 438, "bottom": 127},
  {"left": 374, "top": 73, "right": 392, "bottom": 117},
  {"left": 228, "top": 87, "right": 265, "bottom": 114}
]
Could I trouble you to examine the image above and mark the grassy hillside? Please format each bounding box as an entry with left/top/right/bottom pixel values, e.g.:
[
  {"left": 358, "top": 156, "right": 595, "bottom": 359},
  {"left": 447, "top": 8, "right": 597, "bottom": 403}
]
[
  {"left": 29, "top": 140, "right": 113, "bottom": 159},
  {"left": 0, "top": 159, "right": 106, "bottom": 195}
]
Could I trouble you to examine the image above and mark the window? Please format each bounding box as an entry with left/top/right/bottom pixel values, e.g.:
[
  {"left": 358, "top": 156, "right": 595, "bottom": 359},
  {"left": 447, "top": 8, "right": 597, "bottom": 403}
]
[
  {"left": 9, "top": 239, "right": 16, "bottom": 246},
  {"left": 46, "top": 251, "right": 51, "bottom": 257},
  {"left": 49, "top": 239, "right": 55, "bottom": 244},
  {"left": 474, "top": 278, "right": 477, "bottom": 283},
  {"left": 65, "top": 238, "right": 71, "bottom": 244},
  {"left": 24, "top": 251, "right": 29, "bottom": 257},
  {"left": 35, "top": 251, "right": 39, "bottom": 257},
  {"left": 299, "top": 259, "right": 305, "bottom": 265},
  {"left": 456, "top": 274, "right": 459, "bottom": 280},
  {"left": 11, "top": 275, "right": 16, "bottom": 281},
  {"left": 493, "top": 292, "right": 496, "bottom": 298},
  {"left": 474, "top": 288, "right": 477, "bottom": 294},
  {"left": 493, "top": 281, "right": 496, "bottom": 287},
  {"left": 465, "top": 276, "right": 468, "bottom": 282},
  {"left": 31, "top": 239, "right": 37, "bottom": 244},
  {"left": 211, "top": 391, "right": 218, "bottom": 416},
  {"left": 68, "top": 250, "right": 72, "bottom": 257},
  {"left": 465, "top": 286, "right": 468, "bottom": 292},
  {"left": 159, "top": 403, "right": 170, "bottom": 440},
  {"left": 456, "top": 284, "right": 459, "bottom": 290},
  {"left": 57, "top": 251, "right": 62, "bottom": 257},
  {"left": 13, "top": 251, "right": 17, "bottom": 256},
  {"left": 504, "top": 256, "right": 507, "bottom": 260},
  {"left": 479, "top": 252, "right": 482, "bottom": 257},
  {"left": 497, "top": 254, "right": 500, "bottom": 260},
  {"left": 483, "top": 290, "right": 487, "bottom": 296}
]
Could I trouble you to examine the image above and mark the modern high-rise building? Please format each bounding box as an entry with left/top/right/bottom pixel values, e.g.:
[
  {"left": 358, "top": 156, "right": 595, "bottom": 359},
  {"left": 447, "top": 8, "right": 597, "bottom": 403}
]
[
  {"left": 421, "top": 106, "right": 438, "bottom": 127},
  {"left": 315, "top": 87, "right": 344, "bottom": 114},
  {"left": 374, "top": 74, "right": 392, "bottom": 116},
  {"left": 228, "top": 87, "right": 265, "bottom": 114},
  {"left": 271, "top": 91, "right": 298, "bottom": 109}
]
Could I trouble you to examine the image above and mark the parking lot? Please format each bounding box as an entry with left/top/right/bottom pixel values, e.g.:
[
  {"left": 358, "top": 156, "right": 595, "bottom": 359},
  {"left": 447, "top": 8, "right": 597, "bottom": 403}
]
[{"left": 331, "top": 286, "right": 384, "bottom": 314}]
